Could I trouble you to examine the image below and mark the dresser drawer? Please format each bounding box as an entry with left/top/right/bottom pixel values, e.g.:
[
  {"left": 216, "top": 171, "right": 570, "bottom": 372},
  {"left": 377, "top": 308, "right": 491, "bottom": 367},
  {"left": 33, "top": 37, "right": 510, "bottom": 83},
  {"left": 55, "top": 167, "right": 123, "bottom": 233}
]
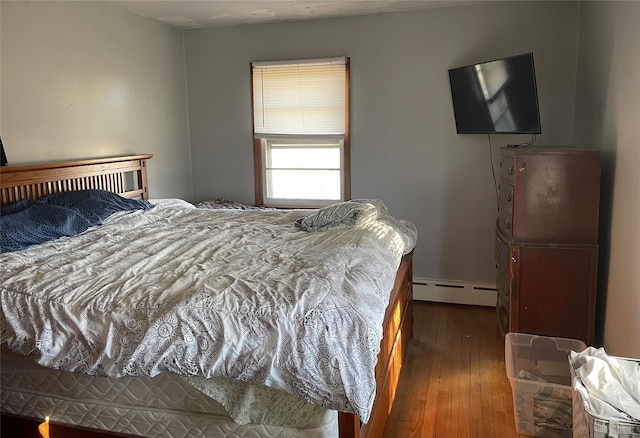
[
  {"left": 496, "top": 269, "right": 510, "bottom": 299},
  {"left": 495, "top": 231, "right": 509, "bottom": 271},
  {"left": 495, "top": 230, "right": 511, "bottom": 299},
  {"left": 497, "top": 180, "right": 514, "bottom": 237},
  {"left": 509, "top": 244, "right": 598, "bottom": 344},
  {"left": 496, "top": 294, "right": 510, "bottom": 337},
  {"left": 499, "top": 148, "right": 601, "bottom": 243},
  {"left": 498, "top": 204, "right": 513, "bottom": 237},
  {"left": 499, "top": 182, "right": 514, "bottom": 210},
  {"left": 500, "top": 155, "right": 516, "bottom": 185}
]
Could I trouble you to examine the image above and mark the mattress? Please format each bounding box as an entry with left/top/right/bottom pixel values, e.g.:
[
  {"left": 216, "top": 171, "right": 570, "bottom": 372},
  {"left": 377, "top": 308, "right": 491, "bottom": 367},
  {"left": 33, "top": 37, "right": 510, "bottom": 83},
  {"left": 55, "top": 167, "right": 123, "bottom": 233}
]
[{"left": 1, "top": 351, "right": 338, "bottom": 438}]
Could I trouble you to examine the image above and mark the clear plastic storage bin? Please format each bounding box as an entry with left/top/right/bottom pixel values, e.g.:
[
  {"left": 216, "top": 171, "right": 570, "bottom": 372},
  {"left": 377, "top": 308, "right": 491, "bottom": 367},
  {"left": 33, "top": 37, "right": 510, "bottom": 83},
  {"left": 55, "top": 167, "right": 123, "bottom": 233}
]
[{"left": 505, "top": 332, "right": 586, "bottom": 438}]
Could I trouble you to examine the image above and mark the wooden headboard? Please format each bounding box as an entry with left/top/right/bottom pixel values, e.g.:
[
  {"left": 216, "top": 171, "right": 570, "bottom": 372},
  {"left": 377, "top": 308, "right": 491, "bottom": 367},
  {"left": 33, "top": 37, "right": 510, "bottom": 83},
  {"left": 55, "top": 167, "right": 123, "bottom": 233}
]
[{"left": 0, "top": 154, "right": 153, "bottom": 206}]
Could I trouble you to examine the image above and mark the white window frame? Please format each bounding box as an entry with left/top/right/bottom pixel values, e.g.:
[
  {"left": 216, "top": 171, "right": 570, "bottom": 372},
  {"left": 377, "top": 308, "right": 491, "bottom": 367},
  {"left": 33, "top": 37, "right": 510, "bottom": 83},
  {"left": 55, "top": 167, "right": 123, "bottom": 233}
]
[
  {"left": 251, "top": 57, "right": 350, "bottom": 208},
  {"left": 257, "top": 136, "right": 345, "bottom": 208}
]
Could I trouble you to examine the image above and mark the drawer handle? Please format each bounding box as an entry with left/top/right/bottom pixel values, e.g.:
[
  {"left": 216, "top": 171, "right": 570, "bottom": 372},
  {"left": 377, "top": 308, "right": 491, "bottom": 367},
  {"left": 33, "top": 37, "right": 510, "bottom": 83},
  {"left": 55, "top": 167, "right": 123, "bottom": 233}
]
[
  {"left": 507, "top": 165, "right": 514, "bottom": 175},
  {"left": 505, "top": 192, "right": 512, "bottom": 202}
]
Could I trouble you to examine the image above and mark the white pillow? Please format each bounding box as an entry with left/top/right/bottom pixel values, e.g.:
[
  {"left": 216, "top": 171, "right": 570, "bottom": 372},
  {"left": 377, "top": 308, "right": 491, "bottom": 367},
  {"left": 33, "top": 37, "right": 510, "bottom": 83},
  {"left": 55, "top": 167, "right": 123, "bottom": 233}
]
[{"left": 149, "top": 198, "right": 196, "bottom": 209}]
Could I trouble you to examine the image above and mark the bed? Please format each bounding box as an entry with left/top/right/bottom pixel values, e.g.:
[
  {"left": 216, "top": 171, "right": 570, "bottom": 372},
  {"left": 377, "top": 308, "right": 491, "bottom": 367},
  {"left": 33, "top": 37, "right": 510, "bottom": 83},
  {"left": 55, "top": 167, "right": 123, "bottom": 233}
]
[{"left": 0, "top": 154, "right": 416, "bottom": 438}]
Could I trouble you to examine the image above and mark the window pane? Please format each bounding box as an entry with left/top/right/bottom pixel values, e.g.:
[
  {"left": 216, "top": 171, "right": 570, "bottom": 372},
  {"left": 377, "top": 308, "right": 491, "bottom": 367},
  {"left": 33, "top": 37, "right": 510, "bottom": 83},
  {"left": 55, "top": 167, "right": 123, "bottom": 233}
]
[
  {"left": 267, "top": 169, "right": 341, "bottom": 200},
  {"left": 269, "top": 145, "right": 340, "bottom": 169}
]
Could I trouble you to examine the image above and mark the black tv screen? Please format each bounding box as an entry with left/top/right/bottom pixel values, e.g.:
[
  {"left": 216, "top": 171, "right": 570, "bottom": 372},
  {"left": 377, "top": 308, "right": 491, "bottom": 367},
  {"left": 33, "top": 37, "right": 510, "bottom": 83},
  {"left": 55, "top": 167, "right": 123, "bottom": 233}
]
[{"left": 448, "top": 52, "right": 541, "bottom": 134}]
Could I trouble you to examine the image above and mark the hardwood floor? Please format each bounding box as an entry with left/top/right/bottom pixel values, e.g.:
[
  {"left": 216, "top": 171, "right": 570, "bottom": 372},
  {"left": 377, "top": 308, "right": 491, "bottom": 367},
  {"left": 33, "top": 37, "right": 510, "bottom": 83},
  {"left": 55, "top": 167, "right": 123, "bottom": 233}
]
[{"left": 385, "top": 301, "right": 533, "bottom": 438}]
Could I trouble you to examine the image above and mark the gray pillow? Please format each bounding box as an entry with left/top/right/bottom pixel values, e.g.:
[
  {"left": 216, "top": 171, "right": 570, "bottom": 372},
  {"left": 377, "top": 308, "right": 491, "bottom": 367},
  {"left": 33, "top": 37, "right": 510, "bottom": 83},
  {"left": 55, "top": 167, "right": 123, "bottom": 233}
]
[{"left": 295, "top": 199, "right": 388, "bottom": 232}]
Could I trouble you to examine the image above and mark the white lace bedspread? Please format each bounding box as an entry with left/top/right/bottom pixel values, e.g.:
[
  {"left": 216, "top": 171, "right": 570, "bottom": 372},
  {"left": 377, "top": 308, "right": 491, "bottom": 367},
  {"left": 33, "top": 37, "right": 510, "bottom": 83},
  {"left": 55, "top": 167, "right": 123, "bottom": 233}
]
[{"left": 0, "top": 205, "right": 417, "bottom": 423}]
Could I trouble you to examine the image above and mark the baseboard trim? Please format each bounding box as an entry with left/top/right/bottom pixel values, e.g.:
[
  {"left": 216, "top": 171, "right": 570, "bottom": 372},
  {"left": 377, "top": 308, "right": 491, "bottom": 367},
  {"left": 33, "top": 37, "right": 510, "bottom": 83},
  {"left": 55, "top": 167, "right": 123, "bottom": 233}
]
[{"left": 413, "top": 277, "right": 497, "bottom": 307}]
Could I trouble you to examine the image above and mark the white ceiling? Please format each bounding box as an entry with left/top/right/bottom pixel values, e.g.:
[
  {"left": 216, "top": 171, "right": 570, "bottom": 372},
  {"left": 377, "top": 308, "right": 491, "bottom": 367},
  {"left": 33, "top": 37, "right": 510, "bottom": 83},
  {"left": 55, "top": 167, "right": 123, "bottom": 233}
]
[{"left": 106, "top": 0, "right": 484, "bottom": 29}]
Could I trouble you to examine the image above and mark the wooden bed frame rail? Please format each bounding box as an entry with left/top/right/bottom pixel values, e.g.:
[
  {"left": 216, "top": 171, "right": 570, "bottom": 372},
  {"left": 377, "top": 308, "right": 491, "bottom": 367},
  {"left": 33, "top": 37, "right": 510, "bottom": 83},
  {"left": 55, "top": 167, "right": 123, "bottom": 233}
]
[
  {"left": 0, "top": 154, "right": 152, "bottom": 205},
  {"left": 0, "top": 154, "right": 413, "bottom": 438}
]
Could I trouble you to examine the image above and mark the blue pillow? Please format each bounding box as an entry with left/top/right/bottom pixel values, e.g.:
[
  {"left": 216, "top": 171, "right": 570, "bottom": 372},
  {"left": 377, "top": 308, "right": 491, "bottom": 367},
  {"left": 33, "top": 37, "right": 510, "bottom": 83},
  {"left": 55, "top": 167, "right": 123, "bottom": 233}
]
[
  {"left": 0, "top": 190, "right": 152, "bottom": 253},
  {"left": 38, "top": 189, "right": 152, "bottom": 222},
  {"left": 0, "top": 200, "right": 93, "bottom": 253}
]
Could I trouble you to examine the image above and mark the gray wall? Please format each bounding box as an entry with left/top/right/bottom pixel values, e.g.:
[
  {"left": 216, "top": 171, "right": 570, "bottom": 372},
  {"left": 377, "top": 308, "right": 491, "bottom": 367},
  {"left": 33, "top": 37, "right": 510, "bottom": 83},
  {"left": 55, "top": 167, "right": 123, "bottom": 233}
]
[
  {"left": 1, "top": 1, "right": 193, "bottom": 200},
  {"left": 574, "top": 1, "right": 640, "bottom": 357},
  {"left": 184, "top": 1, "right": 581, "bottom": 283}
]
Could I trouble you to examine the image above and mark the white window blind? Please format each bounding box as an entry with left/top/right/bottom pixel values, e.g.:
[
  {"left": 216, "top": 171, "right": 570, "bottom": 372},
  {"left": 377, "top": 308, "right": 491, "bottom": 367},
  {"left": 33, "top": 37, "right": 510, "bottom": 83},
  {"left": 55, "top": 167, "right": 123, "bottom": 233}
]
[{"left": 252, "top": 57, "right": 347, "bottom": 136}]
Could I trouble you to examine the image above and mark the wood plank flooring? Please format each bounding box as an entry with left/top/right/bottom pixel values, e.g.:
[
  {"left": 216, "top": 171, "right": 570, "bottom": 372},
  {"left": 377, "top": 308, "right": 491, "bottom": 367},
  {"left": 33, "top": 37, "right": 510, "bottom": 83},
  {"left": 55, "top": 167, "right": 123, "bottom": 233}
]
[{"left": 385, "top": 301, "right": 533, "bottom": 438}]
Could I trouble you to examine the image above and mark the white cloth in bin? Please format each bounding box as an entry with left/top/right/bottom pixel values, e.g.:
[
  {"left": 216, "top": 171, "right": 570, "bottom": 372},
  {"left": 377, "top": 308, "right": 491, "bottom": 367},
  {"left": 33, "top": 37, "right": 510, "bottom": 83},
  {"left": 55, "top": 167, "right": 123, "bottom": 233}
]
[{"left": 570, "top": 347, "right": 640, "bottom": 421}]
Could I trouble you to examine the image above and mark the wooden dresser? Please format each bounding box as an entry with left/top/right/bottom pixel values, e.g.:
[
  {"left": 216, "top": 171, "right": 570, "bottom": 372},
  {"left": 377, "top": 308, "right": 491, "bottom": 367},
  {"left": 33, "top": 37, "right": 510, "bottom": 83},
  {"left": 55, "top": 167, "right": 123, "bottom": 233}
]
[{"left": 494, "top": 146, "right": 601, "bottom": 345}]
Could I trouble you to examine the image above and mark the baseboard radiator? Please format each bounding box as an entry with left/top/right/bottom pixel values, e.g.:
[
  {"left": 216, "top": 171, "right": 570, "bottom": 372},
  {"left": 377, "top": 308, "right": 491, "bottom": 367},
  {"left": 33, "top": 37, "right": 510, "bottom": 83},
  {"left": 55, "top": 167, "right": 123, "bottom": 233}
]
[{"left": 413, "top": 277, "right": 497, "bottom": 307}]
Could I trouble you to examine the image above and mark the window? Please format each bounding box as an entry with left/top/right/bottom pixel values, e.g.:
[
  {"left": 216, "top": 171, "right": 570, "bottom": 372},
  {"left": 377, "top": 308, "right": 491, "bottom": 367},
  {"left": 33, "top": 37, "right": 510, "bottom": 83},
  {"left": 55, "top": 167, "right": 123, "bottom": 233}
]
[{"left": 251, "top": 57, "right": 350, "bottom": 208}]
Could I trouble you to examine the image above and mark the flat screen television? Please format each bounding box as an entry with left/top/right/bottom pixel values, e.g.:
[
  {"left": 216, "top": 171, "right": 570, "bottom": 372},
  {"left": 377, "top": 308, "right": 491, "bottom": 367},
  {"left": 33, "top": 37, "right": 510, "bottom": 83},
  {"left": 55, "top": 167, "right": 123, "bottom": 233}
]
[{"left": 448, "top": 52, "right": 541, "bottom": 134}]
